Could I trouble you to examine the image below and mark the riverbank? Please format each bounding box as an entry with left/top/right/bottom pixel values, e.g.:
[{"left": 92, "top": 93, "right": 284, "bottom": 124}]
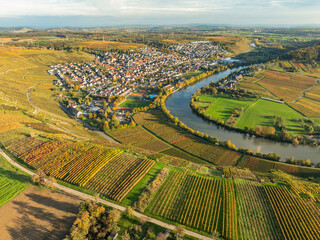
[{"left": 165, "top": 66, "right": 320, "bottom": 163}]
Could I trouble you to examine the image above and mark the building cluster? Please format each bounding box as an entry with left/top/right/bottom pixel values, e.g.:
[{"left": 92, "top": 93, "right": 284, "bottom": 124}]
[
  {"left": 48, "top": 45, "right": 227, "bottom": 126},
  {"left": 49, "top": 46, "right": 222, "bottom": 99},
  {"left": 169, "top": 41, "right": 228, "bottom": 59}
]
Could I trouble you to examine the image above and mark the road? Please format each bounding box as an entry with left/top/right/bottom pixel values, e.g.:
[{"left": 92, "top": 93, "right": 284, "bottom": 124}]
[{"left": 0, "top": 149, "right": 214, "bottom": 240}]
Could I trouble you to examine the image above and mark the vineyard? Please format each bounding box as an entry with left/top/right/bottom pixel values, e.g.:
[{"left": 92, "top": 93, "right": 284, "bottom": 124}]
[
  {"left": 108, "top": 126, "right": 171, "bottom": 153},
  {"left": 133, "top": 110, "right": 241, "bottom": 165},
  {"left": 0, "top": 174, "right": 27, "bottom": 207},
  {"left": 18, "top": 140, "right": 155, "bottom": 201},
  {"left": 264, "top": 185, "right": 320, "bottom": 240},
  {"left": 146, "top": 170, "right": 238, "bottom": 239},
  {"left": 7, "top": 137, "right": 45, "bottom": 156},
  {"left": 85, "top": 153, "right": 155, "bottom": 202},
  {"left": 258, "top": 70, "right": 317, "bottom": 102},
  {"left": 235, "top": 179, "right": 283, "bottom": 240}
]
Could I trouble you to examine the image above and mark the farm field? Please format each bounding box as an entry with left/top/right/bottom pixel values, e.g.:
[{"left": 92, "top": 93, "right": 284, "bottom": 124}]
[
  {"left": 195, "top": 96, "right": 306, "bottom": 135},
  {"left": 257, "top": 70, "right": 317, "bottom": 102},
  {"left": 236, "top": 99, "right": 305, "bottom": 135},
  {"left": 146, "top": 169, "right": 238, "bottom": 239},
  {"left": 133, "top": 110, "right": 241, "bottom": 165},
  {"left": 197, "top": 96, "right": 253, "bottom": 121},
  {"left": 0, "top": 186, "right": 82, "bottom": 240},
  {"left": 19, "top": 139, "right": 155, "bottom": 202},
  {"left": 237, "top": 75, "right": 276, "bottom": 98},
  {"left": 77, "top": 40, "right": 147, "bottom": 50},
  {"left": 236, "top": 155, "right": 320, "bottom": 178},
  {"left": 160, "top": 148, "right": 205, "bottom": 164},
  {"left": 305, "top": 85, "right": 320, "bottom": 102},
  {"left": 119, "top": 99, "right": 150, "bottom": 109},
  {"left": 264, "top": 185, "right": 320, "bottom": 240},
  {"left": 289, "top": 97, "right": 320, "bottom": 117},
  {"left": 234, "top": 179, "right": 283, "bottom": 240},
  {"left": 0, "top": 155, "right": 28, "bottom": 207},
  {"left": 0, "top": 46, "right": 93, "bottom": 110},
  {"left": 107, "top": 126, "right": 171, "bottom": 153}
]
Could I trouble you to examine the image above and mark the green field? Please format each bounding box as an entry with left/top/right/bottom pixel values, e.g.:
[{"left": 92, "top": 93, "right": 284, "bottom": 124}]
[
  {"left": 197, "top": 95, "right": 253, "bottom": 121},
  {"left": 0, "top": 155, "right": 28, "bottom": 207},
  {"left": 120, "top": 100, "right": 150, "bottom": 108},
  {"left": 236, "top": 99, "right": 305, "bottom": 135},
  {"left": 196, "top": 96, "right": 306, "bottom": 135}
]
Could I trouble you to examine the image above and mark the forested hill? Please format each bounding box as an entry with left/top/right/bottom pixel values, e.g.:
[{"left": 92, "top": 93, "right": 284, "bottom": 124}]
[{"left": 282, "top": 42, "right": 320, "bottom": 63}]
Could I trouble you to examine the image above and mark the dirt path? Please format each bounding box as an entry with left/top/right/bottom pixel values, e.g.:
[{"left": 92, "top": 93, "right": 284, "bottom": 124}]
[
  {"left": 27, "top": 85, "right": 39, "bottom": 114},
  {"left": 0, "top": 150, "right": 213, "bottom": 240}
]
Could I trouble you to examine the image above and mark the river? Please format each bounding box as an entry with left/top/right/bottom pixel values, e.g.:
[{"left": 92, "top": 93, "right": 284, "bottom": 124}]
[{"left": 166, "top": 67, "right": 320, "bottom": 163}]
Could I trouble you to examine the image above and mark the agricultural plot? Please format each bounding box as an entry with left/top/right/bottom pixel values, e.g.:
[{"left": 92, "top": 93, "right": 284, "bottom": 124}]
[
  {"left": 235, "top": 179, "right": 283, "bottom": 240},
  {"left": 7, "top": 137, "right": 45, "bottom": 156},
  {"left": 26, "top": 123, "right": 65, "bottom": 134},
  {"left": 236, "top": 156, "right": 275, "bottom": 173},
  {"left": 0, "top": 157, "right": 28, "bottom": 207},
  {"left": 258, "top": 70, "right": 317, "bottom": 102},
  {"left": 305, "top": 85, "right": 320, "bottom": 102},
  {"left": 108, "top": 126, "right": 171, "bottom": 152},
  {"left": 0, "top": 46, "right": 93, "bottom": 111},
  {"left": 119, "top": 99, "right": 150, "bottom": 109},
  {"left": 20, "top": 139, "right": 71, "bottom": 166},
  {"left": 133, "top": 111, "right": 240, "bottom": 165},
  {"left": 0, "top": 113, "right": 38, "bottom": 133},
  {"left": 264, "top": 186, "right": 320, "bottom": 240},
  {"left": 19, "top": 140, "right": 155, "bottom": 202},
  {"left": 146, "top": 170, "right": 237, "bottom": 239},
  {"left": 0, "top": 175, "right": 27, "bottom": 207},
  {"left": 86, "top": 154, "right": 154, "bottom": 202},
  {"left": 236, "top": 99, "right": 305, "bottom": 135},
  {"left": 290, "top": 98, "right": 320, "bottom": 117},
  {"left": 77, "top": 40, "right": 146, "bottom": 50},
  {"left": 160, "top": 148, "right": 204, "bottom": 164},
  {"left": 197, "top": 96, "right": 253, "bottom": 122}
]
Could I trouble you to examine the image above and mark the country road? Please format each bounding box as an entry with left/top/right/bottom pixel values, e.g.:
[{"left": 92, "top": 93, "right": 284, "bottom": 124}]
[{"left": 0, "top": 149, "right": 214, "bottom": 240}]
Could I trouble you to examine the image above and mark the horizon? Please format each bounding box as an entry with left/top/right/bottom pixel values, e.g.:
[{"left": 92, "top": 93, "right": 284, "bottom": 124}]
[{"left": 0, "top": 0, "right": 320, "bottom": 28}]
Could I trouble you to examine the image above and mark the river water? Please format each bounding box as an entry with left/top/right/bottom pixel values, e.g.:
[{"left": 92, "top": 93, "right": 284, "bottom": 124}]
[{"left": 166, "top": 67, "right": 320, "bottom": 163}]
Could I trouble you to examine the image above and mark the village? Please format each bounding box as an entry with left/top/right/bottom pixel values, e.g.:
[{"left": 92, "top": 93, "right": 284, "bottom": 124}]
[{"left": 48, "top": 43, "right": 228, "bottom": 129}]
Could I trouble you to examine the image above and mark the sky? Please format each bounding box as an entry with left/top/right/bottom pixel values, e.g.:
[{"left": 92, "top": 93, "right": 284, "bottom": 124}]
[{"left": 0, "top": 0, "right": 319, "bottom": 27}]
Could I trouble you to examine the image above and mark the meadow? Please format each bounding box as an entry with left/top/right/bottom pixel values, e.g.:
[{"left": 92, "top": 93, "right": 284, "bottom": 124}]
[
  {"left": 196, "top": 95, "right": 306, "bottom": 135},
  {"left": 197, "top": 95, "right": 253, "bottom": 121},
  {"left": 236, "top": 99, "right": 305, "bottom": 135},
  {"left": 119, "top": 99, "right": 150, "bottom": 109}
]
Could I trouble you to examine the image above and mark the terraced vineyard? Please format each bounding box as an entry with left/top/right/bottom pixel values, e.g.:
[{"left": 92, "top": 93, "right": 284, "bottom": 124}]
[
  {"left": 19, "top": 140, "right": 155, "bottom": 201},
  {"left": 146, "top": 170, "right": 238, "bottom": 239}
]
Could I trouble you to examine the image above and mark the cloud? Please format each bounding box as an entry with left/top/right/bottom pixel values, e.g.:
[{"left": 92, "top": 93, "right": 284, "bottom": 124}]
[{"left": 0, "top": 0, "right": 319, "bottom": 26}]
